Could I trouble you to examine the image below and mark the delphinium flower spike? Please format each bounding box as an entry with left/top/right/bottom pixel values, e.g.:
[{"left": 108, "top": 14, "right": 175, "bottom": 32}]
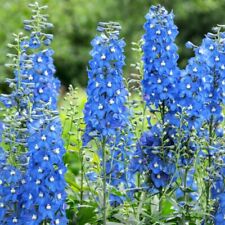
[
  {"left": 130, "top": 5, "right": 180, "bottom": 211},
  {"left": 83, "top": 21, "right": 134, "bottom": 223},
  {"left": 15, "top": 2, "right": 68, "bottom": 224},
  {"left": 189, "top": 26, "right": 225, "bottom": 225},
  {"left": 0, "top": 31, "right": 34, "bottom": 224},
  {"left": 180, "top": 24, "right": 225, "bottom": 224}
]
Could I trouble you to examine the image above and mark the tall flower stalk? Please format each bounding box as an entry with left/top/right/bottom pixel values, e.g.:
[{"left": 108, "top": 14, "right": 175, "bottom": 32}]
[
  {"left": 19, "top": 2, "right": 67, "bottom": 224},
  {"left": 130, "top": 5, "right": 181, "bottom": 221},
  {"left": 0, "top": 2, "right": 67, "bottom": 224},
  {"left": 0, "top": 31, "right": 34, "bottom": 224},
  {"left": 83, "top": 21, "right": 134, "bottom": 224}
]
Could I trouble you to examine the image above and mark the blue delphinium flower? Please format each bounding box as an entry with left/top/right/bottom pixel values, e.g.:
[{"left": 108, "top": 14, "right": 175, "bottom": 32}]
[
  {"left": 83, "top": 22, "right": 134, "bottom": 206},
  {"left": 183, "top": 28, "right": 225, "bottom": 224},
  {"left": 130, "top": 124, "right": 176, "bottom": 192},
  {"left": 18, "top": 3, "right": 67, "bottom": 224},
  {"left": 142, "top": 5, "right": 180, "bottom": 114},
  {"left": 0, "top": 32, "right": 34, "bottom": 224},
  {"left": 131, "top": 5, "right": 180, "bottom": 194},
  {"left": 181, "top": 32, "right": 225, "bottom": 131}
]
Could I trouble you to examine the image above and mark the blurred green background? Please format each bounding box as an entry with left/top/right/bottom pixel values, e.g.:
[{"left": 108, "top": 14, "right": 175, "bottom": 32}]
[{"left": 0, "top": 0, "right": 225, "bottom": 89}]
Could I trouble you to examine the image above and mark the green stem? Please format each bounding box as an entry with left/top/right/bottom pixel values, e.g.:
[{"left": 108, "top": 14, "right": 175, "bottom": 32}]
[
  {"left": 80, "top": 147, "right": 84, "bottom": 204},
  {"left": 182, "top": 167, "right": 189, "bottom": 224},
  {"left": 102, "top": 138, "right": 107, "bottom": 225},
  {"left": 159, "top": 190, "right": 163, "bottom": 213},
  {"left": 158, "top": 101, "right": 165, "bottom": 213},
  {"left": 205, "top": 116, "right": 213, "bottom": 223}
]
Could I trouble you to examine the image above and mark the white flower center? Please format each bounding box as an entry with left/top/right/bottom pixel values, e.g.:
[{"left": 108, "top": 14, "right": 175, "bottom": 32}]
[
  {"left": 166, "top": 45, "right": 170, "bottom": 51},
  {"left": 215, "top": 56, "right": 220, "bottom": 62},
  {"left": 209, "top": 45, "right": 214, "bottom": 50},
  {"left": 10, "top": 170, "right": 15, "bottom": 176},
  {"left": 37, "top": 57, "right": 43, "bottom": 63},
  {"left": 101, "top": 54, "right": 106, "bottom": 60},
  {"left": 98, "top": 104, "right": 103, "bottom": 110},
  {"left": 12, "top": 218, "right": 18, "bottom": 223},
  {"left": 186, "top": 84, "right": 191, "bottom": 89},
  {"left": 54, "top": 148, "right": 60, "bottom": 154},
  {"left": 157, "top": 79, "right": 162, "bottom": 84},
  {"left": 161, "top": 61, "right": 166, "bottom": 66},
  {"left": 50, "top": 125, "right": 55, "bottom": 131},
  {"left": 110, "top": 47, "right": 116, "bottom": 53},
  {"left": 43, "top": 155, "right": 49, "bottom": 161},
  {"left": 32, "top": 215, "right": 37, "bottom": 220},
  {"left": 57, "top": 193, "right": 62, "bottom": 199},
  {"left": 36, "top": 180, "right": 41, "bottom": 185},
  {"left": 28, "top": 75, "right": 33, "bottom": 80},
  {"left": 21, "top": 179, "right": 26, "bottom": 184},
  {"left": 41, "top": 135, "right": 46, "bottom": 141},
  {"left": 193, "top": 67, "right": 198, "bottom": 72},
  {"left": 109, "top": 99, "right": 114, "bottom": 105},
  {"left": 107, "top": 82, "right": 112, "bottom": 87},
  {"left": 46, "top": 204, "right": 51, "bottom": 210}
]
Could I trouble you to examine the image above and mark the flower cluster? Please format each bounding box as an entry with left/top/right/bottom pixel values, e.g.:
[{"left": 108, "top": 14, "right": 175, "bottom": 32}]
[
  {"left": 131, "top": 5, "right": 181, "bottom": 192},
  {"left": 83, "top": 22, "right": 134, "bottom": 205},
  {"left": 0, "top": 3, "right": 67, "bottom": 224},
  {"left": 0, "top": 32, "right": 34, "bottom": 224},
  {"left": 181, "top": 32, "right": 225, "bottom": 130},
  {"left": 130, "top": 125, "right": 176, "bottom": 191},
  {"left": 142, "top": 5, "right": 180, "bottom": 116},
  {"left": 83, "top": 22, "right": 129, "bottom": 142},
  {"left": 180, "top": 27, "right": 225, "bottom": 224},
  {"left": 20, "top": 4, "right": 67, "bottom": 224}
]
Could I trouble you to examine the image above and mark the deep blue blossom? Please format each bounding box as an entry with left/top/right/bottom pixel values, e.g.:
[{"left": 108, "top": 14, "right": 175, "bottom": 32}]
[
  {"left": 19, "top": 35, "right": 67, "bottom": 224},
  {"left": 183, "top": 29, "right": 225, "bottom": 224},
  {"left": 142, "top": 5, "right": 180, "bottom": 116},
  {"left": 0, "top": 3, "right": 67, "bottom": 224},
  {"left": 83, "top": 22, "right": 134, "bottom": 205},
  {"left": 0, "top": 33, "right": 35, "bottom": 223},
  {"left": 130, "top": 124, "right": 176, "bottom": 191},
  {"left": 131, "top": 5, "right": 180, "bottom": 193}
]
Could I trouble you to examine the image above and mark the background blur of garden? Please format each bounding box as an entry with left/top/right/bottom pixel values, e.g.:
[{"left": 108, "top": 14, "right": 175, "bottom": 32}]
[{"left": 0, "top": 0, "right": 225, "bottom": 90}]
